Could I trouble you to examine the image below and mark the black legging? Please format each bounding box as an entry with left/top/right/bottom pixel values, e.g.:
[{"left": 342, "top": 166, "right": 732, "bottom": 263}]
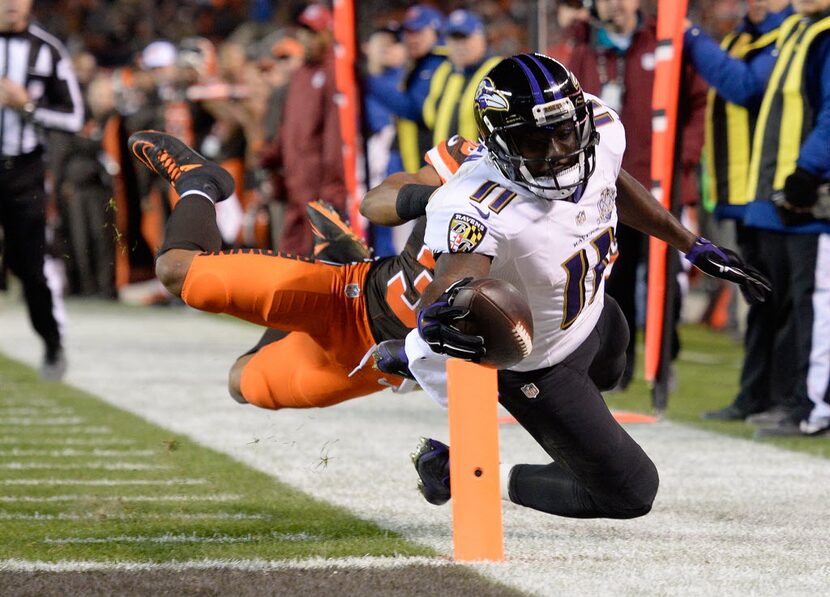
[
  {"left": 498, "top": 296, "right": 659, "bottom": 519},
  {"left": 0, "top": 156, "right": 61, "bottom": 353}
]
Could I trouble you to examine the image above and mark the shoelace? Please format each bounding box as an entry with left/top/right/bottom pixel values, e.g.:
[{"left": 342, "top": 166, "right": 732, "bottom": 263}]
[
  {"left": 155, "top": 149, "right": 181, "bottom": 181},
  {"left": 348, "top": 344, "right": 417, "bottom": 393}
]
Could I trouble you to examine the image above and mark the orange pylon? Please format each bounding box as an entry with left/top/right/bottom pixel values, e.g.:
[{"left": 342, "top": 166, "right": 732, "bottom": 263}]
[{"left": 447, "top": 359, "right": 504, "bottom": 562}]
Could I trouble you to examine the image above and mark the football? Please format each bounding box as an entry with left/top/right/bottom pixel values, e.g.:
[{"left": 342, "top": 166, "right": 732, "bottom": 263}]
[{"left": 451, "top": 278, "right": 534, "bottom": 369}]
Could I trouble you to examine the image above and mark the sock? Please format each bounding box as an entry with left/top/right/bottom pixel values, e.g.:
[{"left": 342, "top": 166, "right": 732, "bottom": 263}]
[
  {"left": 176, "top": 170, "right": 227, "bottom": 203},
  {"left": 158, "top": 195, "right": 222, "bottom": 254},
  {"left": 500, "top": 463, "right": 514, "bottom": 502}
]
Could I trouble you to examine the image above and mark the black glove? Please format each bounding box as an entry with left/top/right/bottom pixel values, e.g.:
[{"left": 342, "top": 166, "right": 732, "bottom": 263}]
[
  {"left": 785, "top": 167, "right": 821, "bottom": 208},
  {"left": 685, "top": 237, "right": 772, "bottom": 304},
  {"left": 774, "top": 168, "right": 821, "bottom": 226},
  {"left": 417, "top": 277, "right": 485, "bottom": 360}
]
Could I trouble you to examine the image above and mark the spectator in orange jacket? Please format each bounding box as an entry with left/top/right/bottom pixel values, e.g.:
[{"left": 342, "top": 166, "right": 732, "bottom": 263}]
[{"left": 261, "top": 3, "right": 347, "bottom": 255}]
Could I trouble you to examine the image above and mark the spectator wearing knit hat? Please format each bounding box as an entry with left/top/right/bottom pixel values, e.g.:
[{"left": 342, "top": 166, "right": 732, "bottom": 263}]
[
  {"left": 364, "top": 4, "right": 447, "bottom": 176},
  {"left": 422, "top": 9, "right": 500, "bottom": 146}
]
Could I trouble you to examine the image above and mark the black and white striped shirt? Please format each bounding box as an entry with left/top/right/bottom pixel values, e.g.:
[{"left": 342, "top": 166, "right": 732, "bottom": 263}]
[{"left": 0, "top": 22, "right": 83, "bottom": 157}]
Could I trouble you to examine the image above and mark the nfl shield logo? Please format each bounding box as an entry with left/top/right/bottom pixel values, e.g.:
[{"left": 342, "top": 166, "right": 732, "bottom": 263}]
[{"left": 521, "top": 383, "right": 540, "bottom": 399}]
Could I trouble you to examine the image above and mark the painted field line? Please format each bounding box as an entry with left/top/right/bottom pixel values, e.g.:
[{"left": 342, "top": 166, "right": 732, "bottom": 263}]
[
  {"left": 0, "top": 556, "right": 452, "bottom": 572},
  {"left": 0, "top": 426, "right": 112, "bottom": 434},
  {"left": 0, "top": 417, "right": 86, "bottom": 425},
  {"left": 0, "top": 408, "right": 75, "bottom": 416},
  {"left": 43, "top": 532, "right": 318, "bottom": 545},
  {"left": 0, "top": 449, "right": 154, "bottom": 457},
  {"left": 0, "top": 512, "right": 269, "bottom": 521},
  {"left": 680, "top": 350, "right": 740, "bottom": 366},
  {"left": 0, "top": 494, "right": 243, "bottom": 503},
  {"left": 0, "top": 462, "right": 170, "bottom": 471},
  {"left": 0, "top": 438, "right": 134, "bottom": 446},
  {"left": 0, "top": 400, "right": 58, "bottom": 408},
  {"left": 0, "top": 478, "right": 207, "bottom": 486}
]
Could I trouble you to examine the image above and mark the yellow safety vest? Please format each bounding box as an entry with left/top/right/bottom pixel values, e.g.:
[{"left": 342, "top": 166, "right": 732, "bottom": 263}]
[
  {"left": 422, "top": 56, "right": 502, "bottom": 146},
  {"left": 397, "top": 117, "right": 434, "bottom": 174},
  {"left": 397, "top": 47, "right": 449, "bottom": 174},
  {"left": 705, "top": 28, "right": 780, "bottom": 207},
  {"left": 747, "top": 13, "right": 830, "bottom": 201}
]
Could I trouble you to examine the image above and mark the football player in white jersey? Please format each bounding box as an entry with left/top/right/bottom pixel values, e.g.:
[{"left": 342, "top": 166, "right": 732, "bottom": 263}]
[{"left": 375, "top": 54, "right": 771, "bottom": 518}]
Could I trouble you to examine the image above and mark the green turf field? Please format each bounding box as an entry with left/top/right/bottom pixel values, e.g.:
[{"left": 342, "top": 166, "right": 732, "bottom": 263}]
[
  {"left": 1, "top": 323, "right": 826, "bottom": 566},
  {"left": 0, "top": 354, "right": 433, "bottom": 563}
]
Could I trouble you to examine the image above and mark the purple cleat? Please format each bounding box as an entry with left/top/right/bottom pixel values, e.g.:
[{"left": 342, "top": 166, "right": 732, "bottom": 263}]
[
  {"left": 373, "top": 339, "right": 414, "bottom": 380},
  {"left": 411, "top": 437, "right": 451, "bottom": 505}
]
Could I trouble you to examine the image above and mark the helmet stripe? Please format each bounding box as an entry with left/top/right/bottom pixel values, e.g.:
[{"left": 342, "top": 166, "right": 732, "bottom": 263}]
[
  {"left": 510, "top": 55, "right": 544, "bottom": 103},
  {"left": 526, "top": 54, "right": 562, "bottom": 100}
]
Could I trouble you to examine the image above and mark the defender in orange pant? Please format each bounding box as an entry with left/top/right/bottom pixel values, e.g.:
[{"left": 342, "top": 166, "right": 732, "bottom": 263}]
[{"left": 129, "top": 130, "right": 473, "bottom": 410}]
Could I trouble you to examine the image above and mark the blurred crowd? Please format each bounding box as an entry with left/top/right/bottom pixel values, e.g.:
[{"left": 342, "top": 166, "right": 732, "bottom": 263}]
[{"left": 11, "top": 0, "right": 733, "bottom": 301}]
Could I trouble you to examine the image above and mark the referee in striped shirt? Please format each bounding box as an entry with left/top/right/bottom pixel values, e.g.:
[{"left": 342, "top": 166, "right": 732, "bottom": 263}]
[{"left": 0, "top": 0, "right": 83, "bottom": 380}]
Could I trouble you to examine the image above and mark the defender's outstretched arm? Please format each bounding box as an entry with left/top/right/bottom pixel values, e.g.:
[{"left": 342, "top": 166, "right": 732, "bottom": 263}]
[{"left": 361, "top": 164, "right": 441, "bottom": 226}]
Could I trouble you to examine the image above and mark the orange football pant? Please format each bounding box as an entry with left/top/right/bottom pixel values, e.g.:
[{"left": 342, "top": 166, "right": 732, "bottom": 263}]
[{"left": 181, "top": 251, "right": 399, "bottom": 409}]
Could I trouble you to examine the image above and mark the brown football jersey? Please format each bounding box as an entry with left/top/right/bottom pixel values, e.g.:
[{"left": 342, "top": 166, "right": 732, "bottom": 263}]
[{"left": 364, "top": 135, "right": 478, "bottom": 342}]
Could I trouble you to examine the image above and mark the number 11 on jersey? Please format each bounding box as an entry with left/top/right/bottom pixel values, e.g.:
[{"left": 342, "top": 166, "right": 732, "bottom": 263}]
[{"left": 561, "top": 228, "right": 615, "bottom": 329}]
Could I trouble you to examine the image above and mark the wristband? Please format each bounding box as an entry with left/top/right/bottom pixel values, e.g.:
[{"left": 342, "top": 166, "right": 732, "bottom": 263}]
[{"left": 395, "top": 184, "right": 438, "bottom": 221}]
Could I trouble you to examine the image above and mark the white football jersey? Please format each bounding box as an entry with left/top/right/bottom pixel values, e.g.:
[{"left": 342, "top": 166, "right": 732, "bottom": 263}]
[{"left": 424, "top": 94, "right": 625, "bottom": 371}]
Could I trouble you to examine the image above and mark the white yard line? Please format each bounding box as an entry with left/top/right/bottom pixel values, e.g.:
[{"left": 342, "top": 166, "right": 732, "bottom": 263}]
[
  {"left": 0, "top": 417, "right": 86, "bottom": 425},
  {"left": 0, "top": 400, "right": 58, "bottom": 408},
  {"left": 42, "top": 532, "right": 317, "bottom": 545},
  {"left": 0, "top": 408, "right": 76, "bottom": 415},
  {"left": 0, "top": 449, "right": 154, "bottom": 457},
  {"left": 2, "top": 300, "right": 830, "bottom": 596},
  {"left": 0, "top": 426, "right": 112, "bottom": 434},
  {"left": 0, "top": 512, "right": 269, "bottom": 521},
  {"left": 0, "top": 462, "right": 169, "bottom": 471},
  {"left": 0, "top": 556, "right": 451, "bottom": 572},
  {"left": 0, "top": 494, "right": 242, "bottom": 503},
  {"left": 0, "top": 438, "right": 135, "bottom": 446},
  {"left": 680, "top": 350, "right": 741, "bottom": 366},
  {"left": 0, "top": 478, "right": 206, "bottom": 486}
]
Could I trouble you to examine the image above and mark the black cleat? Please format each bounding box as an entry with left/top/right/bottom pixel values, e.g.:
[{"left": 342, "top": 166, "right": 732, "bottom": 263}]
[
  {"left": 306, "top": 200, "right": 370, "bottom": 263},
  {"left": 128, "top": 130, "right": 235, "bottom": 202},
  {"left": 40, "top": 346, "right": 67, "bottom": 382},
  {"left": 411, "top": 437, "right": 450, "bottom": 505},
  {"left": 701, "top": 404, "right": 752, "bottom": 422}
]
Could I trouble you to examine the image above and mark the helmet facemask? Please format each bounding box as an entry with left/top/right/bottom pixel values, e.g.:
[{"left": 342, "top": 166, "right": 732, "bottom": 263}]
[
  {"left": 485, "top": 97, "right": 598, "bottom": 201},
  {"left": 474, "top": 54, "right": 601, "bottom": 202}
]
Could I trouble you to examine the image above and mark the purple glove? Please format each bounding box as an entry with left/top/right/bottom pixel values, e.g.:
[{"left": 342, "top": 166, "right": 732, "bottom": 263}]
[
  {"left": 417, "top": 277, "right": 485, "bottom": 360},
  {"left": 685, "top": 237, "right": 772, "bottom": 304}
]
